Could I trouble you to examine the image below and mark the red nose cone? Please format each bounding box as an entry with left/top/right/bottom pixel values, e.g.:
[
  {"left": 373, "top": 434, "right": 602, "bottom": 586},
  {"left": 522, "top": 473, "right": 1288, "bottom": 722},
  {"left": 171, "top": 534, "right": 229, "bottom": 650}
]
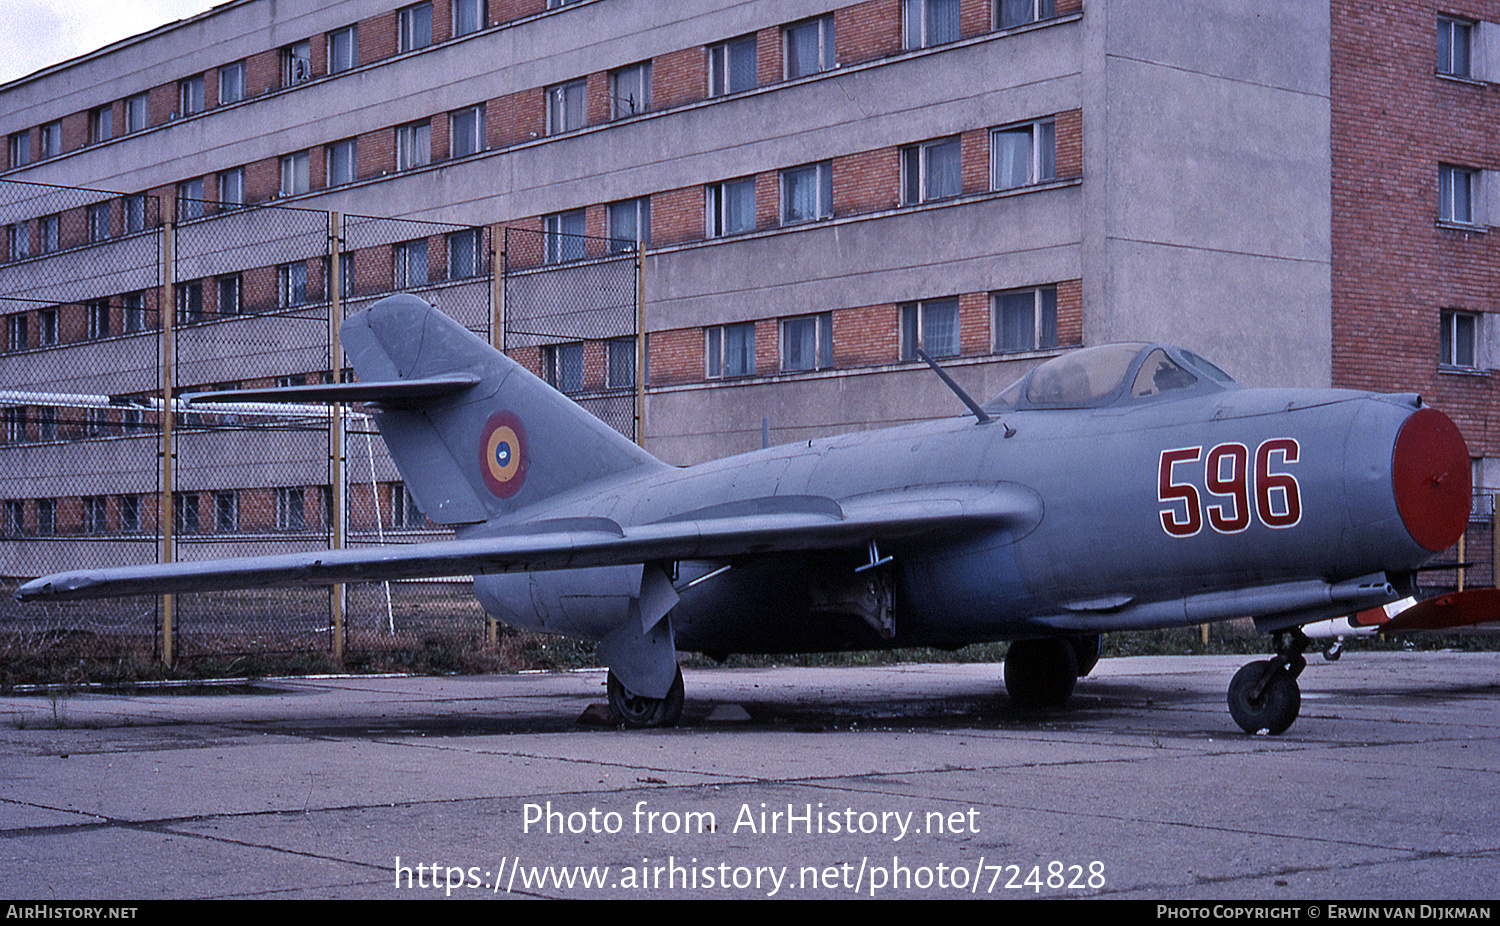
[{"left": 1393, "top": 408, "right": 1471, "bottom": 553}]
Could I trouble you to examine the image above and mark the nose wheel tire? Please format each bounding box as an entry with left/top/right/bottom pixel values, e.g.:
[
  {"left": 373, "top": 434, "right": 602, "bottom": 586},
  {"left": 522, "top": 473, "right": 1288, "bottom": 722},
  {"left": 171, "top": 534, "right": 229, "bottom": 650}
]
[
  {"left": 1227, "top": 659, "right": 1301, "bottom": 735},
  {"left": 607, "top": 667, "right": 685, "bottom": 728}
]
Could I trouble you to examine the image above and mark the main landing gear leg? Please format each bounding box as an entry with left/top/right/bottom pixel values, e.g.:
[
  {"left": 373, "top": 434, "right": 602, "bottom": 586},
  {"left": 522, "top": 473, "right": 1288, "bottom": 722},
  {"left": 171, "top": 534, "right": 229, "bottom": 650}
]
[{"left": 1227, "top": 629, "right": 1311, "bottom": 735}]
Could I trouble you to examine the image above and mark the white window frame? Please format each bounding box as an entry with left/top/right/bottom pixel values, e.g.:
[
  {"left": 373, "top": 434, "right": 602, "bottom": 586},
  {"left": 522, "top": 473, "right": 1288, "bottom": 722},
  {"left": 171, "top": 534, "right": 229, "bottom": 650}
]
[
  {"left": 173, "top": 493, "right": 199, "bottom": 535},
  {"left": 276, "top": 486, "right": 307, "bottom": 531},
  {"left": 280, "top": 150, "right": 310, "bottom": 196},
  {"left": 610, "top": 62, "right": 651, "bottom": 119},
  {"left": 706, "top": 322, "right": 756, "bottom": 378},
  {"left": 454, "top": 0, "right": 486, "bottom": 37},
  {"left": 176, "top": 280, "right": 203, "bottom": 324},
  {"left": 37, "top": 498, "right": 56, "bottom": 536},
  {"left": 709, "top": 35, "right": 758, "bottom": 96},
  {"left": 5, "top": 499, "right": 24, "bottom": 536},
  {"left": 608, "top": 198, "right": 650, "bottom": 252},
  {"left": 900, "top": 297, "right": 960, "bottom": 360},
  {"left": 39, "top": 121, "right": 60, "bottom": 159},
  {"left": 1439, "top": 164, "right": 1478, "bottom": 225},
  {"left": 394, "top": 238, "right": 430, "bottom": 288},
  {"left": 87, "top": 300, "right": 110, "bottom": 339},
  {"left": 90, "top": 106, "right": 113, "bottom": 144},
  {"left": 1440, "top": 309, "right": 1480, "bottom": 368},
  {"left": 785, "top": 16, "right": 836, "bottom": 79},
  {"left": 123, "top": 292, "right": 145, "bottom": 333},
  {"left": 396, "top": 121, "right": 430, "bottom": 170},
  {"left": 542, "top": 342, "right": 586, "bottom": 393},
  {"left": 448, "top": 228, "right": 482, "bottom": 279},
  {"left": 328, "top": 26, "right": 358, "bottom": 74},
  {"left": 125, "top": 94, "right": 148, "bottom": 133},
  {"left": 278, "top": 262, "right": 308, "bottom": 307},
  {"left": 218, "top": 274, "right": 242, "bottom": 316},
  {"left": 281, "top": 40, "right": 312, "bottom": 86},
  {"left": 1438, "top": 15, "right": 1474, "bottom": 78},
  {"left": 177, "top": 177, "right": 205, "bottom": 220},
  {"left": 991, "top": 119, "right": 1056, "bottom": 190},
  {"left": 215, "top": 490, "right": 238, "bottom": 533},
  {"left": 119, "top": 494, "right": 141, "bottom": 533},
  {"left": 179, "top": 75, "right": 205, "bottom": 116},
  {"left": 124, "top": 194, "right": 147, "bottom": 232},
  {"left": 994, "top": 286, "right": 1059, "bottom": 353},
  {"left": 543, "top": 210, "right": 586, "bottom": 263},
  {"left": 546, "top": 79, "right": 586, "bottom": 135},
  {"left": 451, "top": 105, "right": 485, "bottom": 157},
  {"left": 781, "top": 313, "right": 834, "bottom": 372},
  {"left": 84, "top": 496, "right": 107, "bottom": 535},
  {"left": 8, "top": 131, "right": 29, "bottom": 168},
  {"left": 781, "top": 162, "right": 833, "bottom": 225},
  {"left": 706, "top": 177, "right": 756, "bottom": 237},
  {"left": 997, "top": 0, "right": 1055, "bottom": 30},
  {"left": 392, "top": 482, "right": 424, "bottom": 529},
  {"left": 88, "top": 202, "right": 111, "bottom": 242},
  {"left": 607, "top": 337, "right": 636, "bottom": 389},
  {"left": 902, "top": 136, "right": 962, "bottom": 204},
  {"left": 904, "top": 0, "right": 960, "bottom": 49},
  {"left": 328, "top": 138, "right": 357, "bottom": 186},
  {"left": 220, "top": 60, "right": 246, "bottom": 104},
  {"left": 398, "top": 3, "right": 433, "bottom": 53},
  {"left": 38, "top": 214, "right": 58, "bottom": 254},
  {"left": 7, "top": 223, "right": 29, "bottom": 261},
  {"left": 219, "top": 167, "right": 245, "bottom": 208},
  {"left": 6, "top": 314, "right": 26, "bottom": 351}
]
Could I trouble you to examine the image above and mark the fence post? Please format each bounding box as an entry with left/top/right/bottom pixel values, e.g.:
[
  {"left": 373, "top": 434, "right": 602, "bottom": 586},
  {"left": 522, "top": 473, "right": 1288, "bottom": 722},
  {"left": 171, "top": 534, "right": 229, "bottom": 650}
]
[
  {"left": 159, "top": 217, "right": 175, "bottom": 667},
  {"left": 329, "top": 212, "right": 346, "bottom": 667}
]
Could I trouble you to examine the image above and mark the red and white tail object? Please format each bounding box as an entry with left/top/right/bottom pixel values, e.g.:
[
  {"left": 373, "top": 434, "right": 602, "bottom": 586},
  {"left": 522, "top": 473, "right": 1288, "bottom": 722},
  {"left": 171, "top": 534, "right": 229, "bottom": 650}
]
[{"left": 1304, "top": 589, "right": 1500, "bottom": 639}]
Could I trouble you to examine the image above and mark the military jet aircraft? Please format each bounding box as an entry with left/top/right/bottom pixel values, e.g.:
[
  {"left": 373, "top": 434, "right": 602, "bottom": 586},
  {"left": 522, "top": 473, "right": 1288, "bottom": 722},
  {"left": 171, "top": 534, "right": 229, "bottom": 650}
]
[{"left": 14, "top": 294, "right": 1480, "bottom": 735}]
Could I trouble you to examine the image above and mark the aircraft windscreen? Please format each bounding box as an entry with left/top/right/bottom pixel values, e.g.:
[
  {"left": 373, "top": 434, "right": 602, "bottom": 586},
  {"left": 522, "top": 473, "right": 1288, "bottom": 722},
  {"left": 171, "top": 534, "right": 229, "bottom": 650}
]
[
  {"left": 1131, "top": 349, "right": 1197, "bottom": 398},
  {"left": 1024, "top": 343, "right": 1142, "bottom": 406},
  {"left": 1179, "top": 349, "right": 1236, "bottom": 384}
]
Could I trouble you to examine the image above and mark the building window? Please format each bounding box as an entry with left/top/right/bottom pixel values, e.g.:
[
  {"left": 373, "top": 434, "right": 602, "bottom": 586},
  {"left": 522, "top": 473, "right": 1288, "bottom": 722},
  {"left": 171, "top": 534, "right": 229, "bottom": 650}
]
[
  {"left": 396, "top": 121, "right": 430, "bottom": 170},
  {"left": 328, "top": 26, "right": 358, "bottom": 73},
  {"left": 543, "top": 210, "right": 586, "bottom": 263},
  {"left": 706, "top": 322, "right": 755, "bottom": 378},
  {"left": 994, "top": 286, "right": 1058, "bottom": 352},
  {"left": 451, "top": 105, "right": 485, "bottom": 157},
  {"left": 709, "top": 35, "right": 758, "bottom": 96},
  {"left": 4, "top": 499, "right": 24, "bottom": 536},
  {"left": 88, "top": 202, "right": 111, "bottom": 242},
  {"left": 38, "top": 214, "right": 59, "bottom": 254},
  {"left": 993, "top": 119, "right": 1056, "bottom": 190},
  {"left": 173, "top": 493, "right": 200, "bottom": 535},
  {"left": 124, "top": 194, "right": 147, "bottom": 232},
  {"left": 448, "top": 229, "right": 482, "bottom": 278},
  {"left": 781, "top": 313, "right": 833, "bottom": 372},
  {"left": 7, "top": 223, "right": 28, "bottom": 261},
  {"left": 39, "top": 122, "right": 61, "bottom": 159},
  {"left": 542, "top": 342, "right": 585, "bottom": 393},
  {"left": 220, "top": 61, "right": 245, "bottom": 104},
  {"left": 1438, "top": 16, "right": 1473, "bottom": 78},
  {"left": 280, "top": 150, "right": 310, "bottom": 196},
  {"left": 904, "top": 0, "right": 960, "bottom": 49},
  {"left": 87, "top": 300, "right": 110, "bottom": 339},
  {"left": 900, "top": 297, "right": 960, "bottom": 359},
  {"left": 1441, "top": 310, "right": 1479, "bottom": 368},
  {"left": 214, "top": 490, "right": 238, "bottom": 532},
  {"left": 218, "top": 275, "right": 242, "bottom": 315},
  {"left": 4, "top": 407, "right": 26, "bottom": 443},
  {"left": 119, "top": 495, "right": 140, "bottom": 533},
  {"left": 999, "top": 0, "right": 1055, "bottom": 29},
  {"left": 902, "top": 136, "right": 962, "bottom": 203},
  {"left": 37, "top": 407, "right": 56, "bottom": 441},
  {"left": 328, "top": 139, "right": 357, "bottom": 186},
  {"left": 610, "top": 62, "right": 651, "bottom": 118},
  {"left": 180, "top": 75, "right": 205, "bottom": 116},
  {"left": 7, "top": 314, "right": 25, "bottom": 351},
  {"left": 394, "top": 239, "right": 429, "bottom": 288},
  {"left": 281, "top": 40, "right": 313, "bottom": 86},
  {"left": 546, "top": 79, "right": 586, "bottom": 134},
  {"left": 392, "top": 482, "right": 424, "bottom": 528},
  {"left": 608, "top": 197, "right": 650, "bottom": 252},
  {"left": 90, "top": 106, "right": 114, "bottom": 144},
  {"left": 84, "top": 497, "right": 108, "bottom": 535},
  {"left": 454, "top": 0, "right": 486, "bottom": 37},
  {"left": 1439, "top": 164, "right": 1477, "bottom": 225},
  {"left": 8, "top": 131, "right": 29, "bottom": 168},
  {"left": 125, "top": 93, "right": 148, "bottom": 133},
  {"left": 123, "top": 292, "right": 145, "bottom": 333},
  {"left": 37, "top": 498, "right": 56, "bottom": 536},
  {"left": 276, "top": 487, "right": 307, "bottom": 531},
  {"left": 707, "top": 177, "right": 756, "bottom": 237},
  {"left": 177, "top": 177, "right": 205, "bottom": 220},
  {"left": 398, "top": 3, "right": 433, "bottom": 53},
  {"left": 176, "top": 281, "right": 203, "bottom": 324},
  {"left": 279, "top": 263, "right": 308, "bottom": 306},
  {"left": 785, "top": 16, "right": 835, "bottom": 79},
  {"left": 607, "top": 337, "right": 636, "bottom": 388},
  {"left": 781, "top": 162, "right": 832, "bottom": 225},
  {"left": 219, "top": 167, "right": 245, "bottom": 207}
]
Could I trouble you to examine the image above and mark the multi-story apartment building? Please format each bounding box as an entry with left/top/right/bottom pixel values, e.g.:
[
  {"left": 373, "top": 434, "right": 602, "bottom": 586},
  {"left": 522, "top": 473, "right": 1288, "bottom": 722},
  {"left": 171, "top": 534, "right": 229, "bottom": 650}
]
[{"left": 0, "top": 0, "right": 1495, "bottom": 486}]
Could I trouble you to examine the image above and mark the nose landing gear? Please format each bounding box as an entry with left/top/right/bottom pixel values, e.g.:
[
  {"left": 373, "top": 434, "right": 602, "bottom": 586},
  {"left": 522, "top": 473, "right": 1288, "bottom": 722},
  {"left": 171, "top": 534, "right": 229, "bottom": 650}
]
[{"left": 1227, "top": 629, "right": 1311, "bottom": 735}]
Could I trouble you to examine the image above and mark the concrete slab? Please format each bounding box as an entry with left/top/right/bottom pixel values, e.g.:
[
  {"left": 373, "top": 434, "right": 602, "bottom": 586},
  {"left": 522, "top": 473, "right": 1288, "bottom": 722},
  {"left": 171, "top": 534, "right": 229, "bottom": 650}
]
[{"left": 1, "top": 652, "right": 1497, "bottom": 900}]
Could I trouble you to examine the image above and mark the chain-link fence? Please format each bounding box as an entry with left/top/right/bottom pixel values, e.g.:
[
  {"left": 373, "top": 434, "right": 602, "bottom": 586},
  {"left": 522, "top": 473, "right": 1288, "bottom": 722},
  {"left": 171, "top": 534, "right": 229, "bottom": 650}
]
[{"left": 0, "top": 179, "right": 638, "bottom": 674}]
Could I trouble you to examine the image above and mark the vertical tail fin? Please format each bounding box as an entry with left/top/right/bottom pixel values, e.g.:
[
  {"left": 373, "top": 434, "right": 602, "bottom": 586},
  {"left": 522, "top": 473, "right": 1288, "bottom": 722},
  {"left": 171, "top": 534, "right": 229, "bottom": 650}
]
[{"left": 342, "top": 294, "right": 661, "bottom": 524}]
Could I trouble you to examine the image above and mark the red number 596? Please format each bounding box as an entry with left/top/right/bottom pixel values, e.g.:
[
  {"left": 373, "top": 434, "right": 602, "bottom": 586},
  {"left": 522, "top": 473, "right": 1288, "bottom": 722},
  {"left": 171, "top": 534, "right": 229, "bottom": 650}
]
[{"left": 1158, "top": 439, "right": 1302, "bottom": 538}]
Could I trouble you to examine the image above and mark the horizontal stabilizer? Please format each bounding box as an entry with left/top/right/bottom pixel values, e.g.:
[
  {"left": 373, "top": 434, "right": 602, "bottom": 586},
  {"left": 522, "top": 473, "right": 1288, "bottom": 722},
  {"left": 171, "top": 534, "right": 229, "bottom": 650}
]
[
  {"left": 183, "top": 374, "right": 480, "bottom": 408},
  {"left": 1381, "top": 588, "right": 1500, "bottom": 633},
  {"left": 15, "top": 483, "right": 1038, "bottom": 602}
]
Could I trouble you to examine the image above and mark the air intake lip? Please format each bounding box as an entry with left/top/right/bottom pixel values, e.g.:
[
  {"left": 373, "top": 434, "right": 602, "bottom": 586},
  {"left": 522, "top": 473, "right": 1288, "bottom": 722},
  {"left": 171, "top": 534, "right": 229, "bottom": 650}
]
[{"left": 1392, "top": 408, "right": 1471, "bottom": 553}]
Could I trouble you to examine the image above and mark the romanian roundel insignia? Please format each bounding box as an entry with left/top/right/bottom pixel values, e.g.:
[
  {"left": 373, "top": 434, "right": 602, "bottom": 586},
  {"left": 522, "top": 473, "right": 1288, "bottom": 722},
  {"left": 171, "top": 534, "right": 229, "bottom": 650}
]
[{"left": 479, "top": 411, "right": 527, "bottom": 499}]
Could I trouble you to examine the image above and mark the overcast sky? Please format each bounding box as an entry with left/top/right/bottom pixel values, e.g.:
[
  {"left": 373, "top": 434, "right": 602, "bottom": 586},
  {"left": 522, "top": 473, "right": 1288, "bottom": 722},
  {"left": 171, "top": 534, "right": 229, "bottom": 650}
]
[{"left": 1, "top": 0, "right": 223, "bottom": 85}]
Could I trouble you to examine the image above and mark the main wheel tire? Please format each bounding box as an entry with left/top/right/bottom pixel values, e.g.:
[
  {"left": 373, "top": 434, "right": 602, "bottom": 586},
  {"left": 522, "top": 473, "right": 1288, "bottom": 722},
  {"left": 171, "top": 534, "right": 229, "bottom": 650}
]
[
  {"left": 607, "top": 667, "right": 685, "bottom": 728},
  {"left": 1070, "top": 634, "right": 1102, "bottom": 677},
  {"left": 1227, "top": 660, "right": 1301, "bottom": 735},
  {"left": 1004, "top": 638, "right": 1079, "bottom": 709}
]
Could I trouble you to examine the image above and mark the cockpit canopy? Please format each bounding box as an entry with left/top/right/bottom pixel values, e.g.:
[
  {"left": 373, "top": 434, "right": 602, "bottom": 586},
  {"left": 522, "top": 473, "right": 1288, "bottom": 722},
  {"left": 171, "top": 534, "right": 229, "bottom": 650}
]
[{"left": 984, "top": 343, "right": 1237, "bottom": 411}]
